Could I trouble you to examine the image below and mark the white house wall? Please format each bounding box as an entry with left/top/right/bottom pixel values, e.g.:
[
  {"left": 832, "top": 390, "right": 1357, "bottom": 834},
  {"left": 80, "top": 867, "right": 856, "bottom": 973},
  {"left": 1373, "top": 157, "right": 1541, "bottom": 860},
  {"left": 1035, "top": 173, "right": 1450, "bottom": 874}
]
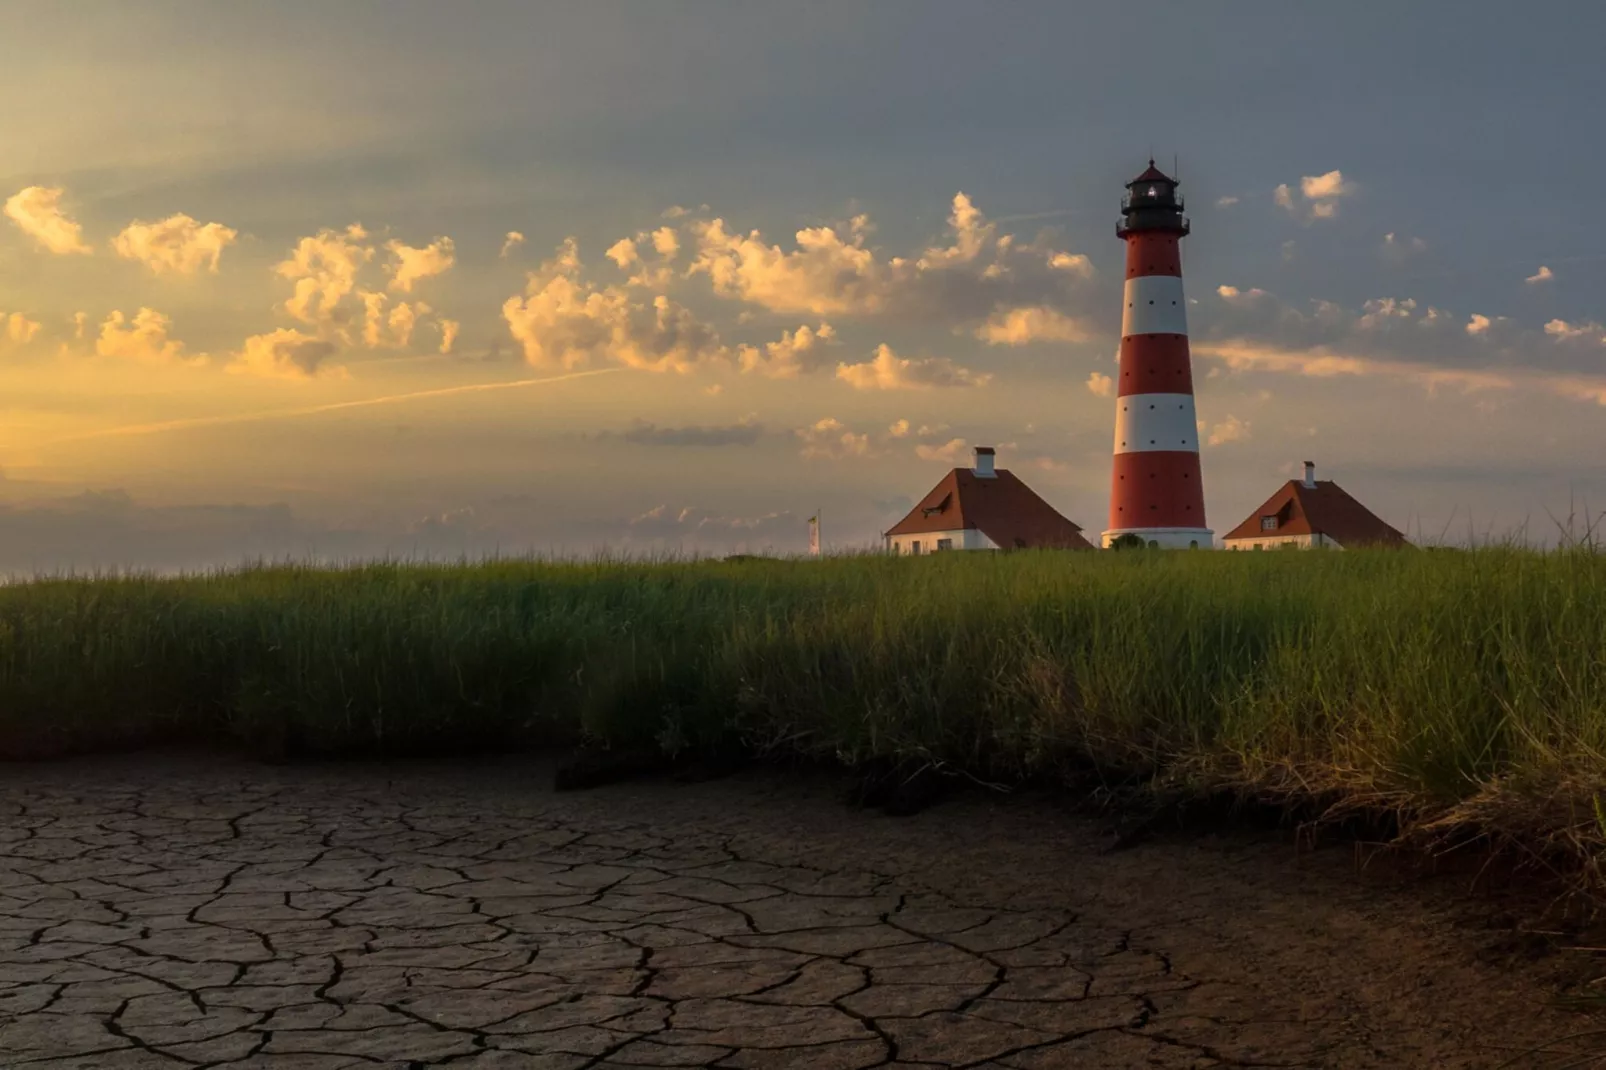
[
  {"left": 888, "top": 528, "right": 997, "bottom": 555},
  {"left": 1223, "top": 532, "right": 1337, "bottom": 550}
]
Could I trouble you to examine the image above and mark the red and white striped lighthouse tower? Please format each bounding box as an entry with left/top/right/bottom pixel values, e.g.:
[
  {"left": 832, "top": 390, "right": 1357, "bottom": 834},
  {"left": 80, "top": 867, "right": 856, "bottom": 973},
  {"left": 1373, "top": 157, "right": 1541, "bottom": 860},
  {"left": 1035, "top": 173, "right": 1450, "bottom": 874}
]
[{"left": 1101, "top": 160, "right": 1212, "bottom": 549}]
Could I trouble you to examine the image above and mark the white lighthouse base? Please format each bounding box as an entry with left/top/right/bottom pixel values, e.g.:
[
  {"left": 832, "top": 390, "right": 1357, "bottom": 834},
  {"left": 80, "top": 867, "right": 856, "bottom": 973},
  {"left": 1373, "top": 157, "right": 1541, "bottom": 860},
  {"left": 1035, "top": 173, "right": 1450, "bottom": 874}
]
[{"left": 1101, "top": 527, "right": 1214, "bottom": 550}]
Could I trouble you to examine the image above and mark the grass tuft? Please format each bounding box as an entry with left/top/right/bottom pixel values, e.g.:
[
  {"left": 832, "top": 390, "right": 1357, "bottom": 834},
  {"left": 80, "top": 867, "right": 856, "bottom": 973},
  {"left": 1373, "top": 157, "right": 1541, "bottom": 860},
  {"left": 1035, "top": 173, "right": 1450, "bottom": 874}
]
[{"left": 5, "top": 548, "right": 1606, "bottom": 875}]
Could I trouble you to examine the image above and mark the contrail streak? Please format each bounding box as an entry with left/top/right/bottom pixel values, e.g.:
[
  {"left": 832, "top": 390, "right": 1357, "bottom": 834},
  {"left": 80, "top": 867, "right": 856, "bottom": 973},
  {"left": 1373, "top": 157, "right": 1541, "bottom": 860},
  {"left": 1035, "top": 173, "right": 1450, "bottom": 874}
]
[{"left": 40, "top": 368, "right": 624, "bottom": 446}]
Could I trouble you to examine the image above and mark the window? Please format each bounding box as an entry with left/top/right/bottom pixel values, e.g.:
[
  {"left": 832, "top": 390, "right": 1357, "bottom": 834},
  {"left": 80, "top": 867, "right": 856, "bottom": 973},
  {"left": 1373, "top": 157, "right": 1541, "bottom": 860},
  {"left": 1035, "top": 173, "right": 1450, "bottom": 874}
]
[
  {"left": 1261, "top": 515, "right": 1278, "bottom": 531},
  {"left": 910, "top": 540, "right": 922, "bottom": 555},
  {"left": 936, "top": 538, "right": 953, "bottom": 551}
]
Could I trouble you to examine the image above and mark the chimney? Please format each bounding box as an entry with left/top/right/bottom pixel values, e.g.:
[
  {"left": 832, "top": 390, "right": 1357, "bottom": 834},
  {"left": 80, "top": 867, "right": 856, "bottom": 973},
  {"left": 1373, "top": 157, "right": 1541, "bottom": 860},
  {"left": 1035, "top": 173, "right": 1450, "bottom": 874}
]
[
  {"left": 974, "top": 446, "right": 996, "bottom": 478},
  {"left": 1302, "top": 461, "right": 1316, "bottom": 488}
]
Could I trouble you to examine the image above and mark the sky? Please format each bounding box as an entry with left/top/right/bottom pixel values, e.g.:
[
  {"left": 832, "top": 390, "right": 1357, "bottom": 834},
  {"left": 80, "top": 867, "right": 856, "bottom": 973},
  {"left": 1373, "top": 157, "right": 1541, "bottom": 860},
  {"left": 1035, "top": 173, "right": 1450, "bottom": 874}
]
[{"left": 2, "top": 1, "right": 1605, "bottom": 571}]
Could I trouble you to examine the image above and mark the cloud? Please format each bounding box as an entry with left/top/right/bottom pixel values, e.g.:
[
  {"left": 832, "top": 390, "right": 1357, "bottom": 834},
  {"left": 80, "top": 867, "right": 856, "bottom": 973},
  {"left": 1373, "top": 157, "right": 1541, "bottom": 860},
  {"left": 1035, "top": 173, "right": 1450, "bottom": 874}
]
[
  {"left": 1549, "top": 378, "right": 1606, "bottom": 406},
  {"left": 407, "top": 506, "right": 483, "bottom": 536},
  {"left": 438, "top": 319, "right": 460, "bottom": 355},
  {"left": 796, "top": 417, "right": 871, "bottom": 459},
  {"left": 1275, "top": 170, "right": 1353, "bottom": 221},
  {"left": 386, "top": 237, "right": 455, "bottom": 293},
  {"left": 888, "top": 418, "right": 910, "bottom": 438},
  {"left": 360, "top": 291, "right": 432, "bottom": 348},
  {"left": 1216, "top": 285, "right": 1268, "bottom": 305},
  {"left": 1194, "top": 286, "right": 1598, "bottom": 379},
  {"left": 3, "top": 312, "right": 43, "bottom": 346},
  {"left": 0, "top": 491, "right": 314, "bottom": 574},
  {"left": 500, "top": 231, "right": 526, "bottom": 258},
  {"left": 229, "top": 327, "right": 342, "bottom": 380},
  {"left": 1382, "top": 232, "right": 1427, "bottom": 259},
  {"left": 630, "top": 504, "right": 676, "bottom": 525},
  {"left": 543, "top": 228, "right": 1022, "bottom": 384},
  {"left": 0, "top": 487, "right": 819, "bottom": 573},
  {"left": 1186, "top": 287, "right": 1606, "bottom": 399},
  {"left": 1085, "top": 371, "right": 1113, "bottom": 397},
  {"left": 503, "top": 239, "right": 727, "bottom": 374},
  {"left": 3, "top": 186, "right": 92, "bottom": 254},
  {"left": 112, "top": 214, "right": 238, "bottom": 275},
  {"left": 1356, "top": 297, "right": 1418, "bottom": 329},
  {"left": 1545, "top": 318, "right": 1605, "bottom": 343},
  {"left": 1200, "top": 339, "right": 1518, "bottom": 396},
  {"left": 94, "top": 309, "right": 203, "bottom": 366},
  {"left": 689, "top": 212, "right": 881, "bottom": 316},
  {"left": 386, "top": 300, "right": 428, "bottom": 348},
  {"left": 736, "top": 322, "right": 838, "bottom": 378},
  {"left": 276, "top": 224, "right": 374, "bottom": 332},
  {"left": 1206, "top": 414, "right": 1251, "bottom": 446},
  {"left": 915, "top": 437, "right": 969, "bottom": 463},
  {"left": 651, "top": 226, "right": 680, "bottom": 261},
  {"left": 72, "top": 312, "right": 88, "bottom": 341},
  {"left": 496, "top": 198, "right": 1092, "bottom": 382},
  {"left": 973, "top": 305, "right": 1088, "bottom": 346},
  {"left": 624, "top": 503, "right": 799, "bottom": 550},
  {"left": 612, "top": 416, "right": 763, "bottom": 447},
  {"left": 836, "top": 343, "right": 990, "bottom": 390},
  {"left": 359, "top": 292, "right": 386, "bottom": 346},
  {"left": 687, "top": 192, "right": 1097, "bottom": 330},
  {"left": 1301, "top": 170, "right": 1352, "bottom": 201},
  {"left": 604, "top": 237, "right": 638, "bottom": 269},
  {"left": 1215, "top": 196, "right": 1240, "bottom": 208},
  {"left": 606, "top": 226, "right": 682, "bottom": 289},
  {"left": 1046, "top": 251, "right": 1093, "bottom": 277},
  {"left": 1526, "top": 265, "right": 1554, "bottom": 284},
  {"left": 0, "top": 491, "right": 619, "bottom": 573},
  {"left": 916, "top": 191, "right": 992, "bottom": 268}
]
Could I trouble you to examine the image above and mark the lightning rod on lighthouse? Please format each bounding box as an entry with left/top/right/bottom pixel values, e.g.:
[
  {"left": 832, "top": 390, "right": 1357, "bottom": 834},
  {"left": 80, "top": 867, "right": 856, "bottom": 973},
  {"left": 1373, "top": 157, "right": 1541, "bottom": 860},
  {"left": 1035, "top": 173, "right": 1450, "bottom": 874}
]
[{"left": 1101, "top": 160, "right": 1213, "bottom": 550}]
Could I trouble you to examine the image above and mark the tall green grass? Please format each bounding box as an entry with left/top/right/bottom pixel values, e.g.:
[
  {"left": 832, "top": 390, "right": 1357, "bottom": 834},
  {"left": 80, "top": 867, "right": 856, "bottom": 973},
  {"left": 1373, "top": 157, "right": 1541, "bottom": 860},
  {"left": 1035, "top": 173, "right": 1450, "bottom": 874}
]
[{"left": 4, "top": 549, "right": 1606, "bottom": 859}]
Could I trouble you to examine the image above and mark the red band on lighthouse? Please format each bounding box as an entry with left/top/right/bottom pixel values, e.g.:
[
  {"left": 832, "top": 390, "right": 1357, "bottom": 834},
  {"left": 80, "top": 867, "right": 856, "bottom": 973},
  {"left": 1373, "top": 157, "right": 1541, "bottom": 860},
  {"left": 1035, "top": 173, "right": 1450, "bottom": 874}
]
[
  {"left": 1116, "top": 334, "right": 1193, "bottom": 395},
  {"left": 1102, "top": 161, "right": 1212, "bottom": 550}
]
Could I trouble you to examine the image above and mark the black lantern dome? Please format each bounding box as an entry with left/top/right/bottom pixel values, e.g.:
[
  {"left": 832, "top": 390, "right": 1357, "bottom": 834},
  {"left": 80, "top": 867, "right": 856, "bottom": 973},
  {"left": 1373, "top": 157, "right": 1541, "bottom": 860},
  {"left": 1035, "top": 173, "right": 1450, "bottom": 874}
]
[{"left": 1118, "top": 159, "right": 1189, "bottom": 238}]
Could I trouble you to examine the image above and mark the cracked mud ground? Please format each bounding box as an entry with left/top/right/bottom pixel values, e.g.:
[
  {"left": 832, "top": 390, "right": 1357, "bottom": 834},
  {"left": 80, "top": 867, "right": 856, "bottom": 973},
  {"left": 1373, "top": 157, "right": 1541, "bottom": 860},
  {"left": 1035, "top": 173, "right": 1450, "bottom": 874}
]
[{"left": 0, "top": 757, "right": 1584, "bottom": 1069}]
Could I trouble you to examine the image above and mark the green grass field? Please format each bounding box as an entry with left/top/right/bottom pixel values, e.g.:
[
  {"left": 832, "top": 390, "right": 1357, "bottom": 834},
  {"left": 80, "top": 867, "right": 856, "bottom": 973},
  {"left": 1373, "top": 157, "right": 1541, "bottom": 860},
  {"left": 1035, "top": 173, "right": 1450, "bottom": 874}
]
[{"left": 4, "top": 548, "right": 1606, "bottom": 868}]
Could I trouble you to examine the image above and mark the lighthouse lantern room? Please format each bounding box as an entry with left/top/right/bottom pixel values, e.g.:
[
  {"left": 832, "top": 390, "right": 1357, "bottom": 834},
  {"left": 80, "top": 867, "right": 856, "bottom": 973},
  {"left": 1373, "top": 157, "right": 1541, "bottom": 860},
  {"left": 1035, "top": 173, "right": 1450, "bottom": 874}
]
[{"left": 1101, "top": 160, "right": 1213, "bottom": 549}]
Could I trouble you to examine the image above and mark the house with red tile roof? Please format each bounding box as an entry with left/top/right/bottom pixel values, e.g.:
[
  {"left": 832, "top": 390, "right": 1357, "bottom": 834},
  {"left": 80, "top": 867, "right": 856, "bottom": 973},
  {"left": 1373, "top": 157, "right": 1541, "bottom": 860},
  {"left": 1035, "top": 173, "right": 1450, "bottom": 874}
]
[
  {"left": 884, "top": 447, "right": 1094, "bottom": 554},
  {"left": 1223, "top": 462, "right": 1408, "bottom": 550}
]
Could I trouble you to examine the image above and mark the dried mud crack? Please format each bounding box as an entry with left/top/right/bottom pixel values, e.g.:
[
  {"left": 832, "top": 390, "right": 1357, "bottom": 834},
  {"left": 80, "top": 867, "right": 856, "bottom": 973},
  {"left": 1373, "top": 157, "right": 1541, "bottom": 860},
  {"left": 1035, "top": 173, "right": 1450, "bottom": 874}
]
[{"left": 0, "top": 755, "right": 1593, "bottom": 1069}]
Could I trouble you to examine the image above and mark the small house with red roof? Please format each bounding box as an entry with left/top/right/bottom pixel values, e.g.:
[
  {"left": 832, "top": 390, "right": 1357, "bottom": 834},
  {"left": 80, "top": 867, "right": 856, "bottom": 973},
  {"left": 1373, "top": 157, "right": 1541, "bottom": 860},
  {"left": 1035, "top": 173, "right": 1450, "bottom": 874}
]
[
  {"left": 1223, "top": 462, "right": 1408, "bottom": 550},
  {"left": 884, "top": 447, "right": 1094, "bottom": 554}
]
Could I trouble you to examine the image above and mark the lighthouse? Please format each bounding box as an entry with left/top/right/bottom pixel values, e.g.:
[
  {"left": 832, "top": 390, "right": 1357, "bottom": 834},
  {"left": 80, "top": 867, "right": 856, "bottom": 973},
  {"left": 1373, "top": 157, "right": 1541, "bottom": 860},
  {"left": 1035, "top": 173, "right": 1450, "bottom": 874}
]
[{"left": 1101, "top": 160, "right": 1212, "bottom": 549}]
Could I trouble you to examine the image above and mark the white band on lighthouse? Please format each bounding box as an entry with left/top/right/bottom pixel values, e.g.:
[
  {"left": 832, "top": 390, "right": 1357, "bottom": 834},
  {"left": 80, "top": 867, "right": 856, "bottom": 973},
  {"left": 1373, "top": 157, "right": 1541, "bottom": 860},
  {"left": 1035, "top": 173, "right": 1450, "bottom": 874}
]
[
  {"left": 1120, "top": 275, "right": 1188, "bottom": 337},
  {"left": 1113, "top": 393, "right": 1199, "bottom": 453}
]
